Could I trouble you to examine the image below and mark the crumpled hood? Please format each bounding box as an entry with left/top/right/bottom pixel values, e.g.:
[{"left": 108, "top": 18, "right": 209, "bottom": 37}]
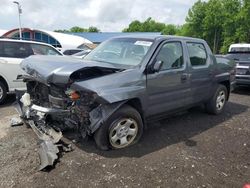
[{"left": 20, "top": 55, "right": 121, "bottom": 84}]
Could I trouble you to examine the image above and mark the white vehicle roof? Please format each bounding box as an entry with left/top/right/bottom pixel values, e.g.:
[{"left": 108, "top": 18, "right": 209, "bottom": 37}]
[
  {"left": 0, "top": 38, "right": 54, "bottom": 46},
  {"left": 229, "top": 43, "right": 250, "bottom": 52}
]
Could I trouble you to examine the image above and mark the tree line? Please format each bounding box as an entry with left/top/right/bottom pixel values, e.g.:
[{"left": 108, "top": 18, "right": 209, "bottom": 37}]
[
  {"left": 54, "top": 26, "right": 100, "bottom": 33},
  {"left": 181, "top": 0, "right": 250, "bottom": 53},
  {"left": 55, "top": 0, "right": 250, "bottom": 54},
  {"left": 123, "top": 0, "right": 250, "bottom": 54}
]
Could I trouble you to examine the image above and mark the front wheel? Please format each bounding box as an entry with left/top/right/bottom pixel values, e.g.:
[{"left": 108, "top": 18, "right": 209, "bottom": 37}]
[
  {"left": 94, "top": 105, "right": 143, "bottom": 150},
  {"left": 205, "top": 84, "right": 228, "bottom": 115},
  {"left": 0, "top": 81, "right": 7, "bottom": 104}
]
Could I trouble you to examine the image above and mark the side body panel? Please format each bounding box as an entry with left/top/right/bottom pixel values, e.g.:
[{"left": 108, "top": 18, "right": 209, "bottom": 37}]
[
  {"left": 184, "top": 41, "right": 216, "bottom": 104},
  {"left": 0, "top": 57, "right": 26, "bottom": 91}
]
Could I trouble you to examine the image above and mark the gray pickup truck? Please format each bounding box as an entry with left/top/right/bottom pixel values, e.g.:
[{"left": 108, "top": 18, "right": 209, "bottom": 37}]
[{"left": 15, "top": 36, "right": 235, "bottom": 169}]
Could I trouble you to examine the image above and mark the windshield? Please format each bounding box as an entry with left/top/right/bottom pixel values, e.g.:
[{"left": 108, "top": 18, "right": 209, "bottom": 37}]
[
  {"left": 85, "top": 38, "right": 153, "bottom": 66},
  {"left": 226, "top": 53, "right": 250, "bottom": 61},
  {"left": 229, "top": 47, "right": 250, "bottom": 53}
]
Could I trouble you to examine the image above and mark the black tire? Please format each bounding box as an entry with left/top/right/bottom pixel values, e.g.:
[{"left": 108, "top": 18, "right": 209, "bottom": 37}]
[
  {"left": 94, "top": 105, "right": 143, "bottom": 150},
  {"left": 205, "top": 84, "right": 228, "bottom": 115},
  {"left": 0, "top": 81, "right": 7, "bottom": 104}
]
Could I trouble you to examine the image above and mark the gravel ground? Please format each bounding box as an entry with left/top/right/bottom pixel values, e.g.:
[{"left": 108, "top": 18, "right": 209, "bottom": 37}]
[{"left": 0, "top": 88, "right": 249, "bottom": 188}]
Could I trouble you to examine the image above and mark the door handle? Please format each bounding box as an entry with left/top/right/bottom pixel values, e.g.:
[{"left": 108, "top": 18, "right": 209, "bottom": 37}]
[{"left": 181, "top": 73, "right": 188, "bottom": 81}]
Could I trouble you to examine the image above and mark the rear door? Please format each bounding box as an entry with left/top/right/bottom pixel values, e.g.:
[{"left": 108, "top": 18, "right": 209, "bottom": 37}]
[
  {"left": 185, "top": 42, "right": 214, "bottom": 103},
  {"left": 146, "top": 40, "right": 192, "bottom": 116},
  {"left": 0, "top": 41, "right": 31, "bottom": 90}
]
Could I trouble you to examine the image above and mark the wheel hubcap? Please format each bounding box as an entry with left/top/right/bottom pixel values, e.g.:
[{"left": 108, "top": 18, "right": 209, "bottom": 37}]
[
  {"left": 216, "top": 90, "right": 226, "bottom": 110},
  {"left": 109, "top": 118, "right": 138, "bottom": 149},
  {"left": 0, "top": 86, "right": 3, "bottom": 100}
]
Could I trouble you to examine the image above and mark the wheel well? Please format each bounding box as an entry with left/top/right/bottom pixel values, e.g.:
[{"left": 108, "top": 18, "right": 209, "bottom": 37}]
[
  {"left": 125, "top": 98, "right": 144, "bottom": 121},
  {"left": 219, "top": 80, "right": 230, "bottom": 100},
  {"left": 0, "top": 76, "right": 9, "bottom": 92}
]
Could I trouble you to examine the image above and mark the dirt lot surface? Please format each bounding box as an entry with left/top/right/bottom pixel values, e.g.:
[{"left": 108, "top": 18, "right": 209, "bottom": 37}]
[{"left": 0, "top": 88, "right": 250, "bottom": 188}]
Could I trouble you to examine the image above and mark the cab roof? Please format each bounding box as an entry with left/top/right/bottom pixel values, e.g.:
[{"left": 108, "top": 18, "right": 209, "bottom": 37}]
[{"left": 109, "top": 35, "right": 206, "bottom": 43}]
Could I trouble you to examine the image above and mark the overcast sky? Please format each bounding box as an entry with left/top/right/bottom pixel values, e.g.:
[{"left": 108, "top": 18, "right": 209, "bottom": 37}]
[{"left": 0, "top": 0, "right": 197, "bottom": 32}]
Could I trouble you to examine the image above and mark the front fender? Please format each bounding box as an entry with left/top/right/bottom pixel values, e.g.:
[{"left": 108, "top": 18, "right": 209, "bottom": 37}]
[{"left": 88, "top": 101, "right": 127, "bottom": 133}]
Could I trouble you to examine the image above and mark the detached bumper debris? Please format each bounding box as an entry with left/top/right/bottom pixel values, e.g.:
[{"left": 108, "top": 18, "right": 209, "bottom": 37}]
[
  {"left": 28, "top": 120, "right": 63, "bottom": 170},
  {"left": 10, "top": 117, "right": 23, "bottom": 127},
  {"left": 38, "top": 140, "right": 60, "bottom": 170},
  {"left": 13, "top": 91, "right": 73, "bottom": 171},
  {"left": 38, "top": 140, "right": 72, "bottom": 171}
]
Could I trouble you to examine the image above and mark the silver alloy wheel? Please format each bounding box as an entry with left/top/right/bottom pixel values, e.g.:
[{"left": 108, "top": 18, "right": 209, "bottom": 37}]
[
  {"left": 109, "top": 118, "right": 138, "bottom": 149},
  {"left": 0, "top": 85, "right": 3, "bottom": 100},
  {"left": 216, "top": 90, "right": 226, "bottom": 110}
]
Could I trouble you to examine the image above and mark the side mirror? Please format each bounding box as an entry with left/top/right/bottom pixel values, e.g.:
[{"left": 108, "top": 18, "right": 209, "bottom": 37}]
[{"left": 153, "top": 60, "right": 163, "bottom": 73}]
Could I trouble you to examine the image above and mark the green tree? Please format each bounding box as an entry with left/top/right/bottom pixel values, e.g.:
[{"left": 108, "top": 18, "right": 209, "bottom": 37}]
[
  {"left": 55, "top": 26, "right": 100, "bottom": 33},
  {"left": 182, "top": 0, "right": 247, "bottom": 53},
  {"left": 183, "top": 0, "right": 207, "bottom": 38},
  {"left": 88, "top": 26, "right": 100, "bottom": 32},
  {"left": 123, "top": 17, "right": 180, "bottom": 35},
  {"left": 203, "top": 0, "right": 224, "bottom": 53},
  {"left": 70, "top": 26, "right": 88, "bottom": 32},
  {"left": 54, "top": 29, "right": 69, "bottom": 33},
  {"left": 236, "top": 0, "right": 250, "bottom": 43},
  {"left": 220, "top": 0, "right": 241, "bottom": 53},
  {"left": 162, "top": 24, "right": 180, "bottom": 35},
  {"left": 123, "top": 20, "right": 142, "bottom": 32}
]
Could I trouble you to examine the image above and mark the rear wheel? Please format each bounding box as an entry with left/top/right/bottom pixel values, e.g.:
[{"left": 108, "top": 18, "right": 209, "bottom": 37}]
[
  {"left": 0, "top": 81, "right": 7, "bottom": 104},
  {"left": 94, "top": 105, "right": 143, "bottom": 150},
  {"left": 206, "top": 84, "right": 228, "bottom": 115}
]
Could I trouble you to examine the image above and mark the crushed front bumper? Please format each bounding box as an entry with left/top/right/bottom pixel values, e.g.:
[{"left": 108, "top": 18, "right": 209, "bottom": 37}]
[{"left": 13, "top": 90, "right": 71, "bottom": 170}]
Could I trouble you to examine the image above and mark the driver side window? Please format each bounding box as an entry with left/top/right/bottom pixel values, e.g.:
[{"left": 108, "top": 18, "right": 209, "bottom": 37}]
[{"left": 156, "top": 42, "right": 184, "bottom": 71}]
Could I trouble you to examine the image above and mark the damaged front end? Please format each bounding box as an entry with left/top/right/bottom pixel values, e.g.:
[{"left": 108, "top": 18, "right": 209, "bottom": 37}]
[
  {"left": 14, "top": 57, "right": 126, "bottom": 170},
  {"left": 14, "top": 87, "right": 71, "bottom": 170}
]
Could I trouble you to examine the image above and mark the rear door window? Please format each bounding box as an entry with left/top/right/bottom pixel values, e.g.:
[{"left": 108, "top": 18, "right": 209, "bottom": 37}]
[
  {"left": 187, "top": 42, "right": 207, "bottom": 67},
  {"left": 1, "top": 41, "right": 33, "bottom": 58}
]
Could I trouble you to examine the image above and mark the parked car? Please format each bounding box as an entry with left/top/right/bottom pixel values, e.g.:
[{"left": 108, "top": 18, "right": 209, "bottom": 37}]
[
  {"left": 77, "top": 43, "right": 98, "bottom": 50},
  {"left": 71, "top": 50, "right": 91, "bottom": 59},
  {"left": 228, "top": 43, "right": 250, "bottom": 52},
  {"left": 63, "top": 43, "right": 95, "bottom": 56},
  {"left": 225, "top": 43, "right": 250, "bottom": 86},
  {"left": 15, "top": 36, "right": 235, "bottom": 169},
  {"left": 62, "top": 48, "right": 84, "bottom": 55},
  {"left": 0, "top": 39, "right": 62, "bottom": 103}
]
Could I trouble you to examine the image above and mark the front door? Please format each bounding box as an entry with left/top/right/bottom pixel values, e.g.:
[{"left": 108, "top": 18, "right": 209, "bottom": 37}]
[{"left": 146, "top": 41, "right": 191, "bottom": 116}]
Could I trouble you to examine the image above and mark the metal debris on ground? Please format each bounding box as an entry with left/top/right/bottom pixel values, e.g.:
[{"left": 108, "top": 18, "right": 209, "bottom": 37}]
[{"left": 10, "top": 117, "right": 23, "bottom": 127}]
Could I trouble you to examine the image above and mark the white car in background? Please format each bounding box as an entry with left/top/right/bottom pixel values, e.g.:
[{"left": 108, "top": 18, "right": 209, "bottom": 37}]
[{"left": 0, "top": 39, "right": 62, "bottom": 103}]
